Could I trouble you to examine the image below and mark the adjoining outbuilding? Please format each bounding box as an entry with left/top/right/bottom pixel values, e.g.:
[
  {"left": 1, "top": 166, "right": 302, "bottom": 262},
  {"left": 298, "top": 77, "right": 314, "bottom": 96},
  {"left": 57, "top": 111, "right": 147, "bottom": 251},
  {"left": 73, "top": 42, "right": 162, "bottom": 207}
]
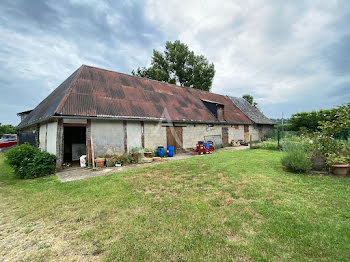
[
  {"left": 17, "top": 65, "right": 274, "bottom": 168},
  {"left": 228, "top": 97, "right": 275, "bottom": 141}
]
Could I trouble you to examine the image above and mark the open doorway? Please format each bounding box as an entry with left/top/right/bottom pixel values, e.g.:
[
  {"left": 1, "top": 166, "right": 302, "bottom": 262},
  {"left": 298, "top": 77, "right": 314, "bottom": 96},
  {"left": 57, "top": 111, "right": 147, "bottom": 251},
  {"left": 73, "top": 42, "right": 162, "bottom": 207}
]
[{"left": 63, "top": 126, "right": 86, "bottom": 166}]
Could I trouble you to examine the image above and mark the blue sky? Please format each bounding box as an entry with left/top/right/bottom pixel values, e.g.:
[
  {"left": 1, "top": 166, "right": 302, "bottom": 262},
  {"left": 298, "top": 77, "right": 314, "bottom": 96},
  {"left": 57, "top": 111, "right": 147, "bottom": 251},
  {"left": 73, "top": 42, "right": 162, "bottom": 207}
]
[{"left": 1, "top": 0, "right": 349, "bottom": 125}]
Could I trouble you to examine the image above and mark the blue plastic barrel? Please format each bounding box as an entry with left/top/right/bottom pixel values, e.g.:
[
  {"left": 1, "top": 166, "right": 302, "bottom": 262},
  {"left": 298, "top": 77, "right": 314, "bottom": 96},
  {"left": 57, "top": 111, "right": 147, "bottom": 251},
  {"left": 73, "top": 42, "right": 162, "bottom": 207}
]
[
  {"left": 157, "top": 146, "right": 165, "bottom": 157},
  {"left": 205, "top": 142, "right": 210, "bottom": 148},
  {"left": 167, "top": 146, "right": 174, "bottom": 157}
]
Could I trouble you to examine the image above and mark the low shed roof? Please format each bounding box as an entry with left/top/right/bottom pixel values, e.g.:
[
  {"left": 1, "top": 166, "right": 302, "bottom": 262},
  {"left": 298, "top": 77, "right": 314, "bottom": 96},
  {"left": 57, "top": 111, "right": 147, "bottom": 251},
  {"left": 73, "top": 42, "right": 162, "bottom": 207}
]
[{"left": 18, "top": 65, "right": 253, "bottom": 129}]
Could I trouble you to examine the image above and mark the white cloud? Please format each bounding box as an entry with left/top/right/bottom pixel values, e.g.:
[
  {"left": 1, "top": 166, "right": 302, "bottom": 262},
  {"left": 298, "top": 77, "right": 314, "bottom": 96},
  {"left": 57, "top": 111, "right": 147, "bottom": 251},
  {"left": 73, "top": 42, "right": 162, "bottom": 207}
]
[{"left": 144, "top": 0, "right": 350, "bottom": 116}]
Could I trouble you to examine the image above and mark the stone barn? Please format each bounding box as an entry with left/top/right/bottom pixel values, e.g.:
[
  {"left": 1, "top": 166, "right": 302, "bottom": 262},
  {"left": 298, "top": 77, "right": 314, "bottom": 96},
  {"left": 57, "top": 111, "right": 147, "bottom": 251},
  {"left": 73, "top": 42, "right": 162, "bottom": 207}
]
[{"left": 17, "top": 65, "right": 274, "bottom": 168}]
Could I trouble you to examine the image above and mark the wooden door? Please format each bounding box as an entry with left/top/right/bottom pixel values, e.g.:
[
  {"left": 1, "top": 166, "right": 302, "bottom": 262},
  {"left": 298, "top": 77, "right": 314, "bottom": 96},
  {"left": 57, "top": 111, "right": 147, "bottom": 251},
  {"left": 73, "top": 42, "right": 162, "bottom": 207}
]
[
  {"left": 166, "top": 126, "right": 183, "bottom": 152},
  {"left": 244, "top": 125, "right": 249, "bottom": 142},
  {"left": 222, "top": 127, "right": 229, "bottom": 145}
]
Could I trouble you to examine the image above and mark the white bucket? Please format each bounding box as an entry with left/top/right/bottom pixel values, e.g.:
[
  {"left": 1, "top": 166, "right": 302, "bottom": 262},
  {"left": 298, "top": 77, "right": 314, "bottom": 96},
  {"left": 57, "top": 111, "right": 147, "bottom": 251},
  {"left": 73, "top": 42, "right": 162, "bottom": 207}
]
[{"left": 80, "top": 155, "right": 87, "bottom": 167}]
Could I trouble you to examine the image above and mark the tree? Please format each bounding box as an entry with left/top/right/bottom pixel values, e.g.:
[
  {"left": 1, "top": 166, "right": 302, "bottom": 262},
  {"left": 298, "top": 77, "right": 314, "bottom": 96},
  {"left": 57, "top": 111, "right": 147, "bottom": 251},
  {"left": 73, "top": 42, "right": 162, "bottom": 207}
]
[
  {"left": 242, "top": 94, "right": 258, "bottom": 108},
  {"left": 132, "top": 40, "right": 215, "bottom": 92},
  {"left": 288, "top": 108, "right": 337, "bottom": 132},
  {"left": 318, "top": 103, "right": 350, "bottom": 138},
  {"left": 0, "top": 123, "right": 16, "bottom": 134}
]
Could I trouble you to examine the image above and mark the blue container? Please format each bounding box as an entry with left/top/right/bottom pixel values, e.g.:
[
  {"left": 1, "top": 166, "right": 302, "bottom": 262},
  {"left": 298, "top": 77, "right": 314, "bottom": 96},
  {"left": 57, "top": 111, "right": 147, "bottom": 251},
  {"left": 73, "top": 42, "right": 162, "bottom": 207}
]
[
  {"left": 205, "top": 142, "right": 210, "bottom": 148},
  {"left": 167, "top": 146, "right": 174, "bottom": 157},
  {"left": 157, "top": 146, "right": 165, "bottom": 157}
]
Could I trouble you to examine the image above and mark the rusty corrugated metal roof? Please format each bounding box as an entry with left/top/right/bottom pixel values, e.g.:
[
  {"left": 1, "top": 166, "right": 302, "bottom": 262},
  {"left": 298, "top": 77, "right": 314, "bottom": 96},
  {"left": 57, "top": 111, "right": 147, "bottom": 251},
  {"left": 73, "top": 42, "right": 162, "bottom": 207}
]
[{"left": 17, "top": 65, "right": 252, "bottom": 129}]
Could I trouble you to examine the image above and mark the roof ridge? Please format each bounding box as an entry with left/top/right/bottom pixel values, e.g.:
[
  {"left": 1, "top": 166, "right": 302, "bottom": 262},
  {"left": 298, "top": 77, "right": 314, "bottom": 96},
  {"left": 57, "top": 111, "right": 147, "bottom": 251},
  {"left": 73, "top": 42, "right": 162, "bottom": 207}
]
[
  {"left": 54, "top": 65, "right": 84, "bottom": 114},
  {"left": 82, "top": 64, "right": 223, "bottom": 97}
]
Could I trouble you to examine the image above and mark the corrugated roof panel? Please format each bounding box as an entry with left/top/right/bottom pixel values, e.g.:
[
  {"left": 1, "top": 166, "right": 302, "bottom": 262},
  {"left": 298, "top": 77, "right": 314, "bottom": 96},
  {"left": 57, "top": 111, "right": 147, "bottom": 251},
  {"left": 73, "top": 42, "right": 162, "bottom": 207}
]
[{"left": 17, "top": 65, "right": 254, "bottom": 129}]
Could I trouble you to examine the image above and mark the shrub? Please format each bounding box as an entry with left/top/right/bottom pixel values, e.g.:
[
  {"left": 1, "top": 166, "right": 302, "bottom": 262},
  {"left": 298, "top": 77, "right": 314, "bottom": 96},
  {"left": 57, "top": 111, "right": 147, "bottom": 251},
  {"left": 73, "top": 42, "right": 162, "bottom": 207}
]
[
  {"left": 215, "top": 143, "right": 224, "bottom": 149},
  {"left": 281, "top": 142, "right": 312, "bottom": 173},
  {"left": 4, "top": 143, "right": 37, "bottom": 168},
  {"left": 111, "top": 153, "right": 136, "bottom": 165},
  {"left": 5, "top": 143, "right": 56, "bottom": 179},
  {"left": 251, "top": 138, "right": 278, "bottom": 150},
  {"left": 326, "top": 153, "right": 350, "bottom": 165}
]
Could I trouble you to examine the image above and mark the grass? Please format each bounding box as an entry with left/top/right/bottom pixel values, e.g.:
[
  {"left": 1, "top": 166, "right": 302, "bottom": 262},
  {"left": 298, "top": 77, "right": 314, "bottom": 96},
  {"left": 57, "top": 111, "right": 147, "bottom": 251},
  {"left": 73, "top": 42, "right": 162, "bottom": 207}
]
[{"left": 0, "top": 150, "right": 350, "bottom": 261}]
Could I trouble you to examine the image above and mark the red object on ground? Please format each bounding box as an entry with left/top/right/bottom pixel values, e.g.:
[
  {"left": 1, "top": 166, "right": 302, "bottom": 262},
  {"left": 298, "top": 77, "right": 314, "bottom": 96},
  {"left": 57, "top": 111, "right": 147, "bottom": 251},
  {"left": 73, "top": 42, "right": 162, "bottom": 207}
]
[
  {"left": 0, "top": 141, "right": 17, "bottom": 148},
  {"left": 195, "top": 143, "right": 213, "bottom": 155}
]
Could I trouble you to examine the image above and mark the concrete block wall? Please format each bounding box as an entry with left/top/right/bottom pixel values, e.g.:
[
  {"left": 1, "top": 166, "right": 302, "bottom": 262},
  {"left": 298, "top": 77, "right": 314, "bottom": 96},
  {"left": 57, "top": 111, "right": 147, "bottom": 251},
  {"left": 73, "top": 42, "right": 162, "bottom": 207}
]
[
  {"left": 230, "top": 125, "right": 245, "bottom": 142},
  {"left": 248, "top": 125, "right": 274, "bottom": 142},
  {"left": 144, "top": 122, "right": 167, "bottom": 150},
  {"left": 182, "top": 124, "right": 245, "bottom": 149},
  {"left": 262, "top": 125, "right": 274, "bottom": 137},
  {"left": 249, "top": 125, "right": 260, "bottom": 142},
  {"left": 127, "top": 121, "right": 142, "bottom": 150},
  {"left": 91, "top": 120, "right": 124, "bottom": 157},
  {"left": 183, "top": 124, "right": 221, "bottom": 149}
]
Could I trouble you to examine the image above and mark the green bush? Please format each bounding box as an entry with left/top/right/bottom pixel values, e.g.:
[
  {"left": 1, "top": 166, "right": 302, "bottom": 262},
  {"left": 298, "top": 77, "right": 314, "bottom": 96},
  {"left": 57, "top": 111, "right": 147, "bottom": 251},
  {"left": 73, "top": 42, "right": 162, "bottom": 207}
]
[
  {"left": 111, "top": 153, "right": 136, "bottom": 165},
  {"left": 5, "top": 143, "right": 56, "bottom": 179},
  {"left": 281, "top": 142, "right": 312, "bottom": 173},
  {"left": 215, "top": 143, "right": 224, "bottom": 149},
  {"left": 251, "top": 138, "right": 278, "bottom": 150}
]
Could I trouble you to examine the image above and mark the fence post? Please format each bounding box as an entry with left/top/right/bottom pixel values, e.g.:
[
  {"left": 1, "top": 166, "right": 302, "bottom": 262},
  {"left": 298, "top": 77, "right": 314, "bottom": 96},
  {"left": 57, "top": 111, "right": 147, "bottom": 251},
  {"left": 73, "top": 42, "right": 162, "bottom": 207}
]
[{"left": 277, "top": 130, "right": 280, "bottom": 150}]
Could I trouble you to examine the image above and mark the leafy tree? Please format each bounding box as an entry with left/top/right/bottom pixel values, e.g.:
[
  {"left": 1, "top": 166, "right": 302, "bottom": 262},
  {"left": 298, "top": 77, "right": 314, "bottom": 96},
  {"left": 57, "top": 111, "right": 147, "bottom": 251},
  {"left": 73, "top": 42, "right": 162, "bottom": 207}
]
[
  {"left": 316, "top": 103, "right": 350, "bottom": 155},
  {"left": 318, "top": 103, "right": 350, "bottom": 138},
  {"left": 242, "top": 94, "right": 258, "bottom": 108},
  {"left": 0, "top": 123, "right": 16, "bottom": 134},
  {"left": 132, "top": 40, "right": 215, "bottom": 92},
  {"left": 288, "top": 109, "right": 337, "bottom": 132}
]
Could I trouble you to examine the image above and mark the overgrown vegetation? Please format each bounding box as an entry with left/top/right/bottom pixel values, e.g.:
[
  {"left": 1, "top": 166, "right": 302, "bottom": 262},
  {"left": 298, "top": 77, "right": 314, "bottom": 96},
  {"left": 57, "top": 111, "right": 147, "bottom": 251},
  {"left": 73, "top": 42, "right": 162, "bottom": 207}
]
[
  {"left": 111, "top": 153, "right": 136, "bottom": 165},
  {"left": 250, "top": 137, "right": 279, "bottom": 150},
  {"left": 281, "top": 142, "right": 312, "bottom": 172},
  {"left": 253, "top": 103, "right": 350, "bottom": 173},
  {"left": 283, "top": 103, "right": 350, "bottom": 133},
  {"left": 4, "top": 143, "right": 56, "bottom": 179},
  {"left": 1, "top": 150, "right": 350, "bottom": 261}
]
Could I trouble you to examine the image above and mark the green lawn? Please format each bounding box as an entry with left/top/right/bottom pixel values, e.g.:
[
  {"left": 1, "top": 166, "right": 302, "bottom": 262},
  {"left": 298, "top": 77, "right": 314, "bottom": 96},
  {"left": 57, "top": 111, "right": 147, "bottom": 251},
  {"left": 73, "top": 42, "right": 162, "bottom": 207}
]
[{"left": 0, "top": 150, "right": 349, "bottom": 261}]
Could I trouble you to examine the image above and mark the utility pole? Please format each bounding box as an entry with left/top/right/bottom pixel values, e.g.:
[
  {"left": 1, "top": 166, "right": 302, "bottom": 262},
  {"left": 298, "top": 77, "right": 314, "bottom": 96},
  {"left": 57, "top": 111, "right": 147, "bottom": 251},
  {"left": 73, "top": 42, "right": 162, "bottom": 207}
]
[{"left": 281, "top": 112, "right": 284, "bottom": 132}]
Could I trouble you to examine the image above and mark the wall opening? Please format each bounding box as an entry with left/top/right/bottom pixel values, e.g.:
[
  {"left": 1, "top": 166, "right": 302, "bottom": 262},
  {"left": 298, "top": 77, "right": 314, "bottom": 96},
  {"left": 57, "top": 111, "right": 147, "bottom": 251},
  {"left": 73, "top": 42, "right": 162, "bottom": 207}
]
[
  {"left": 201, "top": 99, "right": 225, "bottom": 121},
  {"left": 63, "top": 126, "right": 86, "bottom": 165}
]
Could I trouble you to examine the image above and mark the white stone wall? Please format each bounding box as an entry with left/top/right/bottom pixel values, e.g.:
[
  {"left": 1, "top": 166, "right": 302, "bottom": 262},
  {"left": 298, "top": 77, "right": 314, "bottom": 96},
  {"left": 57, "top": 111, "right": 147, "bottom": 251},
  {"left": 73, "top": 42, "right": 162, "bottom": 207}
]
[
  {"left": 182, "top": 124, "right": 245, "bottom": 148},
  {"left": 144, "top": 122, "right": 167, "bottom": 150},
  {"left": 230, "top": 125, "right": 245, "bottom": 142},
  {"left": 91, "top": 120, "right": 124, "bottom": 156},
  {"left": 183, "top": 124, "right": 220, "bottom": 149},
  {"left": 46, "top": 121, "right": 58, "bottom": 155},
  {"left": 127, "top": 121, "right": 142, "bottom": 150},
  {"left": 249, "top": 125, "right": 260, "bottom": 142}
]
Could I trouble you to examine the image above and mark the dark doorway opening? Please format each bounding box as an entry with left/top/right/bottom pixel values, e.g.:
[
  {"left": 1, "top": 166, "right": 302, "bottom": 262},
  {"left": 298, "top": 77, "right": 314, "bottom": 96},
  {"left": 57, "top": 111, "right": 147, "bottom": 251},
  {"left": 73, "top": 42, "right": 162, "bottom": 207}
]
[{"left": 63, "top": 126, "right": 86, "bottom": 165}]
